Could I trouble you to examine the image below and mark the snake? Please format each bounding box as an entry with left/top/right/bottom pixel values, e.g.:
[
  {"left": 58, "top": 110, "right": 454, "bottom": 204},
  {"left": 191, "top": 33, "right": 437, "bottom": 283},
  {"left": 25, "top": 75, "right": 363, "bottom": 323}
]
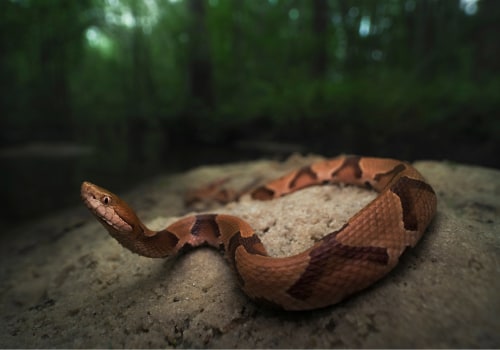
[{"left": 81, "top": 155, "right": 437, "bottom": 311}]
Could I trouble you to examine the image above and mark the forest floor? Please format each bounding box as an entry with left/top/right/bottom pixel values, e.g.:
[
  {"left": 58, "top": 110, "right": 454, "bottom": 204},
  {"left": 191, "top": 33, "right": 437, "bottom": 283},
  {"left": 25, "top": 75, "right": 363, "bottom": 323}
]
[{"left": 0, "top": 154, "right": 498, "bottom": 348}]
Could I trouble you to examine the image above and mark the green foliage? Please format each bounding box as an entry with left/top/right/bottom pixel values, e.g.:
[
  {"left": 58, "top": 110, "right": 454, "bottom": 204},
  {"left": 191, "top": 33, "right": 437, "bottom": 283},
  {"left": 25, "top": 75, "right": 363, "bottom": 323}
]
[{"left": 0, "top": 0, "right": 498, "bottom": 149}]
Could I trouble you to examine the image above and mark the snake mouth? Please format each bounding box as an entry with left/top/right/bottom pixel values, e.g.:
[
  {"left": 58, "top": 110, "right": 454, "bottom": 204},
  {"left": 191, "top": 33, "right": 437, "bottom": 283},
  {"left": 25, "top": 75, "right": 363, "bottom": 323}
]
[
  {"left": 80, "top": 182, "right": 93, "bottom": 209},
  {"left": 80, "top": 182, "right": 105, "bottom": 223},
  {"left": 81, "top": 181, "right": 96, "bottom": 200}
]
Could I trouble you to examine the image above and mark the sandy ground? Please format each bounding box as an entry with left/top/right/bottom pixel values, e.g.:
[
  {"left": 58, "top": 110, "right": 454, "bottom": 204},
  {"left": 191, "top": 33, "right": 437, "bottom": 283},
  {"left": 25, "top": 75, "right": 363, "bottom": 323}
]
[{"left": 1, "top": 154, "right": 498, "bottom": 348}]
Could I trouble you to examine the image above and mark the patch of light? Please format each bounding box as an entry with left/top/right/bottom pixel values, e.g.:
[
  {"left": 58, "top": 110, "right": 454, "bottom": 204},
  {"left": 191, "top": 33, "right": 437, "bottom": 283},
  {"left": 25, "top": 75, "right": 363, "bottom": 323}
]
[
  {"left": 209, "top": 0, "right": 218, "bottom": 7},
  {"left": 85, "top": 26, "right": 114, "bottom": 56},
  {"left": 144, "top": 0, "right": 160, "bottom": 17},
  {"left": 103, "top": 0, "right": 160, "bottom": 29},
  {"left": 86, "top": 27, "right": 98, "bottom": 43},
  {"left": 121, "top": 11, "right": 135, "bottom": 27},
  {"left": 460, "top": 0, "right": 479, "bottom": 15},
  {"left": 359, "top": 16, "right": 371, "bottom": 37},
  {"left": 268, "top": 0, "right": 278, "bottom": 5},
  {"left": 289, "top": 8, "right": 299, "bottom": 21}
]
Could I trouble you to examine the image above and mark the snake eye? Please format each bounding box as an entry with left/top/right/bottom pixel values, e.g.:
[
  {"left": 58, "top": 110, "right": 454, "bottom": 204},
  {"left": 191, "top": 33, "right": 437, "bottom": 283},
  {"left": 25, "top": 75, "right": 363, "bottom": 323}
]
[{"left": 103, "top": 196, "right": 111, "bottom": 205}]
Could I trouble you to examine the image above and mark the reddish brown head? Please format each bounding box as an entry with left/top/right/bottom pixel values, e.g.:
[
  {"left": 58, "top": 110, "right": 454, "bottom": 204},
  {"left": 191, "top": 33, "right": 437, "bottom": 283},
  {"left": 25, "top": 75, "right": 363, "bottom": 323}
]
[
  {"left": 80, "top": 181, "right": 145, "bottom": 238},
  {"left": 81, "top": 181, "right": 180, "bottom": 258}
]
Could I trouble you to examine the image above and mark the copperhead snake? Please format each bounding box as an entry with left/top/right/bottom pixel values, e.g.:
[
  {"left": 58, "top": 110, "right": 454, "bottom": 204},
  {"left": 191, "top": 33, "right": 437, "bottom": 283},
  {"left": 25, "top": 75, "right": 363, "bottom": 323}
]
[{"left": 81, "top": 155, "right": 437, "bottom": 311}]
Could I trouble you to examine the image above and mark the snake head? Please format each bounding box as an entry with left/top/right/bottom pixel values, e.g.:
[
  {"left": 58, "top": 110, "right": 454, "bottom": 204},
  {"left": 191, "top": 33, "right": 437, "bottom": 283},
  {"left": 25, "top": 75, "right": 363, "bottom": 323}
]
[{"left": 81, "top": 181, "right": 142, "bottom": 236}]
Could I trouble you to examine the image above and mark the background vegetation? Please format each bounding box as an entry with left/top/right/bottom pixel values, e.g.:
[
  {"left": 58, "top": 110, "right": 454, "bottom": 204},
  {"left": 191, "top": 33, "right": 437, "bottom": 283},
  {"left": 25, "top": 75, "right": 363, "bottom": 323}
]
[{"left": 1, "top": 0, "right": 498, "bottom": 227}]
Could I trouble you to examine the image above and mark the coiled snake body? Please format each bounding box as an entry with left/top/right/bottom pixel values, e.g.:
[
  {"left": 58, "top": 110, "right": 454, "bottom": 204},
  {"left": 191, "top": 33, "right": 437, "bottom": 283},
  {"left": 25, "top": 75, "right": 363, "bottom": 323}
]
[{"left": 81, "top": 155, "right": 436, "bottom": 311}]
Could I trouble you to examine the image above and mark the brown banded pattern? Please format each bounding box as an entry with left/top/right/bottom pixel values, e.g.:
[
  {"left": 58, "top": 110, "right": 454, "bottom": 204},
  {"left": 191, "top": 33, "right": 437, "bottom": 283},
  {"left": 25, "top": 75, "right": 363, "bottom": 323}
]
[
  {"left": 331, "top": 155, "right": 362, "bottom": 179},
  {"left": 286, "top": 225, "right": 389, "bottom": 300},
  {"left": 191, "top": 214, "right": 221, "bottom": 237},
  {"left": 289, "top": 166, "right": 318, "bottom": 190},
  {"left": 81, "top": 155, "right": 437, "bottom": 311}
]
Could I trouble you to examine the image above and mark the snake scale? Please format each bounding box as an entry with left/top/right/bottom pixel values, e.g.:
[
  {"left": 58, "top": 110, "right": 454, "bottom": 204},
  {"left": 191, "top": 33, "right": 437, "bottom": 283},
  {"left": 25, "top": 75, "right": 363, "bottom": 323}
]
[{"left": 81, "top": 155, "right": 437, "bottom": 311}]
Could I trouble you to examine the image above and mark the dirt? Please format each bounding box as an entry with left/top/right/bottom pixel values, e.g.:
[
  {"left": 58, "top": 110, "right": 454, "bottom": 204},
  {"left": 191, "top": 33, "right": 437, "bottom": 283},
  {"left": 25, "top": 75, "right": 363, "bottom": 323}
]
[{"left": 0, "top": 154, "right": 498, "bottom": 348}]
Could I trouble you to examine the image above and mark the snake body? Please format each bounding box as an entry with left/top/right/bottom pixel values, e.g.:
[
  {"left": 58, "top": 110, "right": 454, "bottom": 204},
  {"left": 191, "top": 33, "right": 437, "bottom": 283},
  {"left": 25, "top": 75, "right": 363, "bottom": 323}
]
[{"left": 81, "top": 155, "right": 436, "bottom": 311}]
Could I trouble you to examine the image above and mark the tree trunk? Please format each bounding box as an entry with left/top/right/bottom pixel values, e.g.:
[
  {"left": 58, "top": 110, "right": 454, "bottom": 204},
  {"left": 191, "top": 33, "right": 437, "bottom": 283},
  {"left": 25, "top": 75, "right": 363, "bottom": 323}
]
[
  {"left": 187, "top": 0, "right": 214, "bottom": 111},
  {"left": 311, "top": 0, "right": 328, "bottom": 79}
]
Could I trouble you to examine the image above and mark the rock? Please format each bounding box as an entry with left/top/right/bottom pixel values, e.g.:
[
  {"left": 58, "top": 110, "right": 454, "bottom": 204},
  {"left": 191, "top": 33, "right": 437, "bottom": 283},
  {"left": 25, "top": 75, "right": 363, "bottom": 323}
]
[{"left": 0, "top": 155, "right": 498, "bottom": 348}]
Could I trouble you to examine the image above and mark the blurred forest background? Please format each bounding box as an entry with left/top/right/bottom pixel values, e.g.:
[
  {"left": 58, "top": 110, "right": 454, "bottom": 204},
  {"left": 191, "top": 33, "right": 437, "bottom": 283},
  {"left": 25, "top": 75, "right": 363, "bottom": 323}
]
[{"left": 1, "top": 0, "right": 499, "bottom": 228}]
